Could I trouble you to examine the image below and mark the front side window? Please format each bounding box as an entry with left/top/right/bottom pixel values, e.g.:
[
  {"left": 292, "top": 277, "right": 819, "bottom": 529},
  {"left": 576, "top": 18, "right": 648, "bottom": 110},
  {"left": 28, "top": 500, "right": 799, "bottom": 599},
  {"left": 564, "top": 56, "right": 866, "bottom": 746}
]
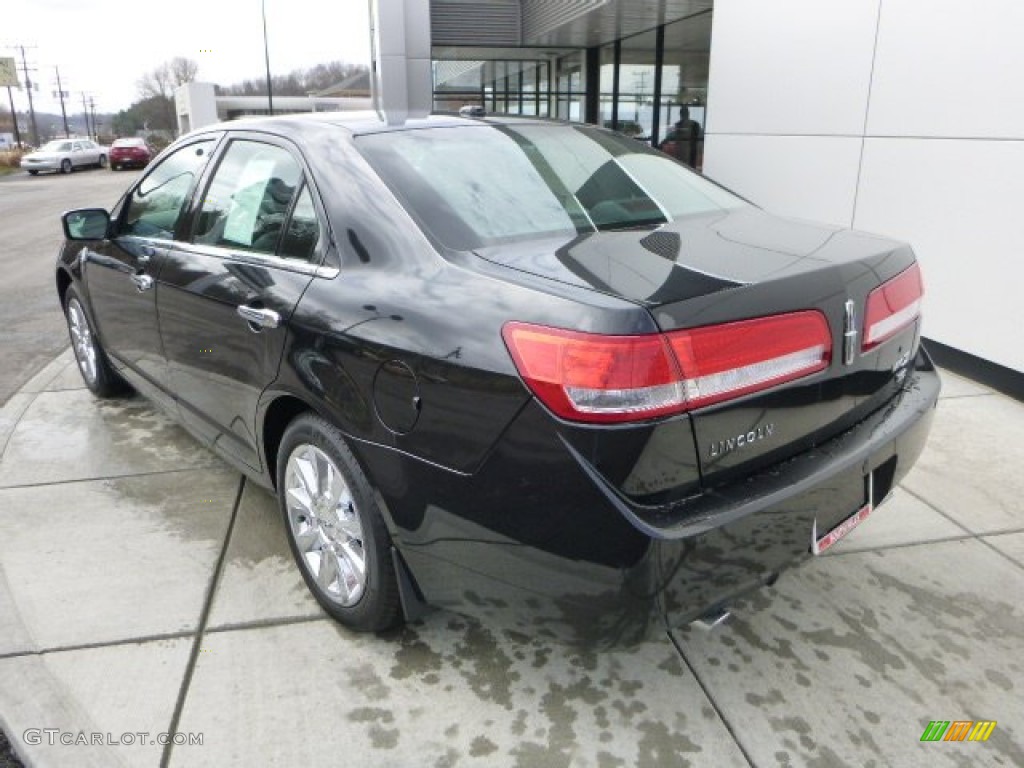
[
  {"left": 120, "top": 139, "right": 215, "bottom": 240},
  {"left": 193, "top": 140, "right": 303, "bottom": 255},
  {"left": 356, "top": 124, "right": 746, "bottom": 251}
]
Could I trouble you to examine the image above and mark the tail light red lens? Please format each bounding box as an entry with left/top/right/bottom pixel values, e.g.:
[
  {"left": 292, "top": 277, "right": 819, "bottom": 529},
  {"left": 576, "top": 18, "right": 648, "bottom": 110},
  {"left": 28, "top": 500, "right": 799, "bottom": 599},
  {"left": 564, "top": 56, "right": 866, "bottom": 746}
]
[
  {"left": 501, "top": 323, "right": 683, "bottom": 423},
  {"left": 666, "top": 311, "right": 831, "bottom": 410},
  {"left": 862, "top": 263, "right": 923, "bottom": 351},
  {"left": 502, "top": 311, "right": 831, "bottom": 423}
]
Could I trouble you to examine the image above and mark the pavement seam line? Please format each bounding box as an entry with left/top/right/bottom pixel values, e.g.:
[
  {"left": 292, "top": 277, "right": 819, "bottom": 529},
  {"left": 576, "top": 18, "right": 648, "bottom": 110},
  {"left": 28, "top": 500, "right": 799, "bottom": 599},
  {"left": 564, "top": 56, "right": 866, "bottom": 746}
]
[
  {"left": 0, "top": 630, "right": 198, "bottom": 661},
  {"left": 0, "top": 465, "right": 227, "bottom": 492},
  {"left": 898, "top": 485, "right": 976, "bottom": 535},
  {"left": 974, "top": 534, "right": 1024, "bottom": 573},
  {"left": 205, "top": 613, "right": 329, "bottom": 635},
  {"left": 898, "top": 485, "right": 1024, "bottom": 572},
  {"left": 666, "top": 630, "right": 758, "bottom": 768},
  {"left": 159, "top": 474, "right": 246, "bottom": 768}
]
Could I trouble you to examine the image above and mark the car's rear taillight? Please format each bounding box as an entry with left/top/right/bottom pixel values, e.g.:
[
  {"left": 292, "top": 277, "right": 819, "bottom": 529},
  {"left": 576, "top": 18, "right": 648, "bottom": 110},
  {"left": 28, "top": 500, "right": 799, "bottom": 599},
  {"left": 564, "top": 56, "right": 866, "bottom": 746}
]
[
  {"left": 501, "top": 323, "right": 683, "bottom": 423},
  {"left": 502, "top": 311, "right": 831, "bottom": 423},
  {"left": 665, "top": 311, "right": 831, "bottom": 410},
  {"left": 862, "top": 263, "right": 923, "bottom": 351}
]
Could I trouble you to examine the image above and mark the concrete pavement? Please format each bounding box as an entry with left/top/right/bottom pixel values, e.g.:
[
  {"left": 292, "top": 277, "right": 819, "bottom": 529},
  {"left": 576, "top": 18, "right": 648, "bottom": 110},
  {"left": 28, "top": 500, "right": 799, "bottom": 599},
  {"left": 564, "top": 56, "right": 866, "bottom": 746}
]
[
  {"left": 0, "top": 351, "right": 1021, "bottom": 767},
  {"left": 0, "top": 169, "right": 141, "bottom": 407}
]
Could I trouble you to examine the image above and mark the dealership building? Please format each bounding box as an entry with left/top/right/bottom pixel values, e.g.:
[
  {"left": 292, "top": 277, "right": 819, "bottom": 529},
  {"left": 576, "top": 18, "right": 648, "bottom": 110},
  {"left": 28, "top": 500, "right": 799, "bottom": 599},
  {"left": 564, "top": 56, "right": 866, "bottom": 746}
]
[
  {"left": 175, "top": 0, "right": 1021, "bottom": 382},
  {"left": 363, "top": 0, "right": 1021, "bottom": 385}
]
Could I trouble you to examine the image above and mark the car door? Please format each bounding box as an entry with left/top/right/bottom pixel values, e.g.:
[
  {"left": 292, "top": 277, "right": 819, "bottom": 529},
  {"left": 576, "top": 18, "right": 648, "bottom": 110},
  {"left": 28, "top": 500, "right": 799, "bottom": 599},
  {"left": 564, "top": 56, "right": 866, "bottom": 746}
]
[
  {"left": 157, "top": 134, "right": 326, "bottom": 471},
  {"left": 84, "top": 137, "right": 219, "bottom": 411},
  {"left": 82, "top": 140, "right": 100, "bottom": 165}
]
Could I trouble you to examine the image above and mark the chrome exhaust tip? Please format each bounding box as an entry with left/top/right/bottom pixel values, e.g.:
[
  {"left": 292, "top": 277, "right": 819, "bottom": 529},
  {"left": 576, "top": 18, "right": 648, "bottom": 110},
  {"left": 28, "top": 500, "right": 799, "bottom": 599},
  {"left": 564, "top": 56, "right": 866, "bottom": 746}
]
[{"left": 692, "top": 607, "right": 731, "bottom": 630}]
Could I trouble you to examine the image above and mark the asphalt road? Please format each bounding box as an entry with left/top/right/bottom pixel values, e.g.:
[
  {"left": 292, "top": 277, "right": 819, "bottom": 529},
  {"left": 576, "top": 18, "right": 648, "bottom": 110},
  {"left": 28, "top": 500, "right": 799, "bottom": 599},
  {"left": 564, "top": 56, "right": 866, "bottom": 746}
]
[{"left": 0, "top": 167, "right": 141, "bottom": 406}]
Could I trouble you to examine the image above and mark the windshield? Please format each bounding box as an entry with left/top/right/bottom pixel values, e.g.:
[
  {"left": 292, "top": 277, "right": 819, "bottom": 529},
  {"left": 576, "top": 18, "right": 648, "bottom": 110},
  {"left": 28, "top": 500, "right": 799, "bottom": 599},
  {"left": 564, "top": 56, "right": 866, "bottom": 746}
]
[
  {"left": 356, "top": 124, "right": 746, "bottom": 250},
  {"left": 42, "top": 141, "right": 72, "bottom": 152}
]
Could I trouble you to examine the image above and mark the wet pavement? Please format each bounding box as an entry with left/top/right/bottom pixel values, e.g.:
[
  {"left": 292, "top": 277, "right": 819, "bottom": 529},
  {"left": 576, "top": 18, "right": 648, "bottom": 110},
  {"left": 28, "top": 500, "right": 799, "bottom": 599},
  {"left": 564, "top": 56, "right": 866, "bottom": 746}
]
[{"left": 0, "top": 351, "right": 1021, "bottom": 767}]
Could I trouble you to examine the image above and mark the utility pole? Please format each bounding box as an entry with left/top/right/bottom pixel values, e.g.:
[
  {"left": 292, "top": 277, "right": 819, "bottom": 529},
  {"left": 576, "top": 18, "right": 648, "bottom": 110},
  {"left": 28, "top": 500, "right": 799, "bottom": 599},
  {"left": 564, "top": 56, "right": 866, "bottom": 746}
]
[
  {"left": 80, "top": 92, "right": 91, "bottom": 139},
  {"left": 261, "top": 0, "right": 274, "bottom": 115},
  {"left": 4, "top": 86, "right": 20, "bottom": 147},
  {"left": 15, "top": 46, "right": 39, "bottom": 146},
  {"left": 53, "top": 66, "right": 70, "bottom": 137},
  {"left": 88, "top": 96, "right": 98, "bottom": 140}
]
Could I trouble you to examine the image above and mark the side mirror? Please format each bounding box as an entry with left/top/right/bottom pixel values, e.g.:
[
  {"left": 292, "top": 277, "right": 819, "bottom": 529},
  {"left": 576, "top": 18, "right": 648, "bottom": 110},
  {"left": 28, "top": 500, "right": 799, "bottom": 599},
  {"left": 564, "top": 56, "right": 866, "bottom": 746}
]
[{"left": 62, "top": 208, "right": 111, "bottom": 241}]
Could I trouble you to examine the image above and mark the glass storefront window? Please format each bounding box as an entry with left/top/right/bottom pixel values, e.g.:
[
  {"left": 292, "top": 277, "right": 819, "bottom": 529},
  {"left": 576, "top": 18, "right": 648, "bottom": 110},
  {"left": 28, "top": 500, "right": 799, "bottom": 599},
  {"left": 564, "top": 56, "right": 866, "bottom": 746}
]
[
  {"left": 617, "top": 28, "right": 658, "bottom": 142},
  {"left": 555, "top": 51, "right": 585, "bottom": 122},
  {"left": 433, "top": 58, "right": 551, "bottom": 117},
  {"left": 431, "top": 9, "right": 711, "bottom": 163},
  {"left": 598, "top": 43, "right": 617, "bottom": 128}
]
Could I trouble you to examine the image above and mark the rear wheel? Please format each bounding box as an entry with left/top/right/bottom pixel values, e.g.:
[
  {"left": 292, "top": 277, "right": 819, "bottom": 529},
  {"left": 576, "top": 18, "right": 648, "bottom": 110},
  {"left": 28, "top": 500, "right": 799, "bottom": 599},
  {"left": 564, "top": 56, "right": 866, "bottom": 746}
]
[
  {"left": 27, "top": 170, "right": 38, "bottom": 176},
  {"left": 60, "top": 159, "right": 72, "bottom": 174},
  {"left": 98, "top": 154, "right": 108, "bottom": 168},
  {"left": 277, "top": 413, "right": 402, "bottom": 632},
  {"left": 64, "top": 286, "right": 130, "bottom": 397}
]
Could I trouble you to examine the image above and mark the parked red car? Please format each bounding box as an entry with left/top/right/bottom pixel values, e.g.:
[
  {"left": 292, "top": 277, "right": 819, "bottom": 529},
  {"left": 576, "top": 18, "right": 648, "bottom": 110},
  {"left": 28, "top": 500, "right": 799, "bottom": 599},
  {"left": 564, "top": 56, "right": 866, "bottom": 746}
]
[{"left": 109, "top": 138, "right": 155, "bottom": 170}]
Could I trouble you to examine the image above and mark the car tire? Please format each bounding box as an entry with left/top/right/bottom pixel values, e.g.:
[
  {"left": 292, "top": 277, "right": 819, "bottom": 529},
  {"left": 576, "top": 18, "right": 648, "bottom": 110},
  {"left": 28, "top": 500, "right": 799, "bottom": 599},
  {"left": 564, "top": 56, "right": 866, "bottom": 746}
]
[
  {"left": 277, "top": 413, "right": 402, "bottom": 632},
  {"left": 64, "top": 286, "right": 130, "bottom": 398},
  {"left": 98, "top": 154, "right": 108, "bottom": 168},
  {"left": 60, "top": 159, "right": 72, "bottom": 174},
  {"left": 27, "top": 170, "right": 38, "bottom": 176}
]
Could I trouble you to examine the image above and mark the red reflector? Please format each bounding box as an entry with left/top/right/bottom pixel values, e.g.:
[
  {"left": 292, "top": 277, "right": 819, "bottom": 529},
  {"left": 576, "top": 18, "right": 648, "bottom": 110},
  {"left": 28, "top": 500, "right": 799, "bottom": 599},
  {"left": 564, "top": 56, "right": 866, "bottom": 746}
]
[
  {"left": 862, "top": 263, "right": 923, "bottom": 350},
  {"left": 666, "top": 311, "right": 831, "bottom": 410},
  {"left": 503, "top": 311, "right": 831, "bottom": 423}
]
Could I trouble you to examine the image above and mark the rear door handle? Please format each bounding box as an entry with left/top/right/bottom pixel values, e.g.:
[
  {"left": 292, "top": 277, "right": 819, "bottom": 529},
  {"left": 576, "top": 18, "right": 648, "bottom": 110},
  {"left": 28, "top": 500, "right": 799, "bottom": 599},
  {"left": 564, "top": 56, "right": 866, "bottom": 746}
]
[
  {"left": 237, "top": 304, "right": 280, "bottom": 330},
  {"left": 130, "top": 273, "right": 154, "bottom": 292}
]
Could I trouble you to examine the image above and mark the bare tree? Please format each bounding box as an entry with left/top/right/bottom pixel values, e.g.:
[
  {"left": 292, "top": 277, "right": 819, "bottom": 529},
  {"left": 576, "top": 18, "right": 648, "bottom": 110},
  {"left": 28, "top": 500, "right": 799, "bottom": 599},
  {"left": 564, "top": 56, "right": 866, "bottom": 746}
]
[
  {"left": 136, "top": 58, "right": 199, "bottom": 137},
  {"left": 168, "top": 57, "right": 199, "bottom": 87}
]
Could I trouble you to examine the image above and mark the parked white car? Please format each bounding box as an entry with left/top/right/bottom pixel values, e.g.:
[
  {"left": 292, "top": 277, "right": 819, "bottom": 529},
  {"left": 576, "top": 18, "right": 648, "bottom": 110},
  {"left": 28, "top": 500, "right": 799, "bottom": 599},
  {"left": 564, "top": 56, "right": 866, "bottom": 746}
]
[{"left": 21, "top": 139, "right": 109, "bottom": 175}]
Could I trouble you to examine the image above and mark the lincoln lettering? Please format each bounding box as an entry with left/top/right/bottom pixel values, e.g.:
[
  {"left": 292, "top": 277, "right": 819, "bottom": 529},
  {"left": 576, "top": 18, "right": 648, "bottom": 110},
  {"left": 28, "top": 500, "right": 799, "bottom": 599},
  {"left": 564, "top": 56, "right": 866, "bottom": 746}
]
[{"left": 709, "top": 423, "right": 775, "bottom": 458}]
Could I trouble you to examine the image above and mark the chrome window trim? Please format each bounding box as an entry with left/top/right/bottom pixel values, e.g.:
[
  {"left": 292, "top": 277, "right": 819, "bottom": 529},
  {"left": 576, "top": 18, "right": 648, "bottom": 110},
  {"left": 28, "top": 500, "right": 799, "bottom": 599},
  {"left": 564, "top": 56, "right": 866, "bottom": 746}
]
[{"left": 174, "top": 241, "right": 339, "bottom": 279}]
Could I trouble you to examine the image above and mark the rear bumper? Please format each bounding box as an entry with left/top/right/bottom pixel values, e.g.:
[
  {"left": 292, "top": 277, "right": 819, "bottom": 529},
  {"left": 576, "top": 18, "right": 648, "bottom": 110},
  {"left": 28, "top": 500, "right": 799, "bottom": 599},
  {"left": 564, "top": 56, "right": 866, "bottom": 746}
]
[
  {"left": 21, "top": 158, "right": 61, "bottom": 171},
  {"left": 382, "top": 348, "right": 940, "bottom": 644}
]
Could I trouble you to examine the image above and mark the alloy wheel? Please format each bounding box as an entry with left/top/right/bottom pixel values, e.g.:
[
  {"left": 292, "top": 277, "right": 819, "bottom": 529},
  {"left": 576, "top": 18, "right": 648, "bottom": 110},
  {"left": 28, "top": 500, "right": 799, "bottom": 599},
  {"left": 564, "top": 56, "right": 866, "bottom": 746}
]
[
  {"left": 67, "top": 298, "right": 98, "bottom": 385},
  {"left": 284, "top": 443, "right": 367, "bottom": 607}
]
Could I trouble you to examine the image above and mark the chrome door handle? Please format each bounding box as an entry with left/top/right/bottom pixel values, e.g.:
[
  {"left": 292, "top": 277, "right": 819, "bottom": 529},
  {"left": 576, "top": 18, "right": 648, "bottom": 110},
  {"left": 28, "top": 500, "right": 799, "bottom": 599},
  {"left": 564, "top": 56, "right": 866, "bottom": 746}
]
[
  {"left": 237, "top": 304, "right": 280, "bottom": 330},
  {"left": 130, "top": 273, "right": 154, "bottom": 292}
]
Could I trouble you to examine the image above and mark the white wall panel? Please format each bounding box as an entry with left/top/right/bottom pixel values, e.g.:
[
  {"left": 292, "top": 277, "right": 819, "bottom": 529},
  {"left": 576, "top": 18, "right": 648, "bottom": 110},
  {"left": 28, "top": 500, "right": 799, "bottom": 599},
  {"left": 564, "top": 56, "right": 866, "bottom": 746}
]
[
  {"left": 705, "top": 0, "right": 880, "bottom": 136},
  {"left": 704, "top": 134, "right": 862, "bottom": 226},
  {"left": 854, "top": 138, "right": 1024, "bottom": 372},
  {"left": 867, "top": 0, "right": 1024, "bottom": 139}
]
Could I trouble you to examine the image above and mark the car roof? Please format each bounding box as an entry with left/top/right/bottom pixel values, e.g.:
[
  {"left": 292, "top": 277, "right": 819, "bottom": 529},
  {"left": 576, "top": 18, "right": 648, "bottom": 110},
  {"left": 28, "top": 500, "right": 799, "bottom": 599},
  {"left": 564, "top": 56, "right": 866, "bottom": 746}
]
[{"left": 193, "top": 110, "right": 560, "bottom": 139}]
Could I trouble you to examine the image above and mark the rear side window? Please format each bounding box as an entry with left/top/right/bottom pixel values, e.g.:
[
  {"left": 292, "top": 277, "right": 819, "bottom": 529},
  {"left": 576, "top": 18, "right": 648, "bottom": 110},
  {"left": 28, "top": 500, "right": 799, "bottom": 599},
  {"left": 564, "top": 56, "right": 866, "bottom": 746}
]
[
  {"left": 193, "top": 140, "right": 305, "bottom": 256},
  {"left": 119, "top": 140, "right": 215, "bottom": 240},
  {"left": 279, "top": 186, "right": 320, "bottom": 261}
]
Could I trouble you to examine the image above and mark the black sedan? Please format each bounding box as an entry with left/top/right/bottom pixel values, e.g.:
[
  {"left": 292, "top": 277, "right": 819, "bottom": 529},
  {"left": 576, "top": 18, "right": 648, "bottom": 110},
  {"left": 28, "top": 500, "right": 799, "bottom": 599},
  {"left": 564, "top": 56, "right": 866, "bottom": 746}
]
[{"left": 56, "top": 113, "right": 939, "bottom": 643}]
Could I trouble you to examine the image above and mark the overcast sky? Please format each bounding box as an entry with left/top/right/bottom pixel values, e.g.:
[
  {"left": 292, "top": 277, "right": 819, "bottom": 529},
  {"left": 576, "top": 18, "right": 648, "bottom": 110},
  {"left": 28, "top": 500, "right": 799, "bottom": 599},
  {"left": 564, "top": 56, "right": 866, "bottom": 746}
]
[{"left": 5, "top": 0, "right": 371, "bottom": 116}]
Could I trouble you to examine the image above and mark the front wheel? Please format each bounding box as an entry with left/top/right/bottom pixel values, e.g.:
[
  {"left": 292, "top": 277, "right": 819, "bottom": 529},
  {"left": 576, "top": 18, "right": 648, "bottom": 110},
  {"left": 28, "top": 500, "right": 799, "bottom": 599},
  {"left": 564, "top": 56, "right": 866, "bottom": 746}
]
[
  {"left": 64, "top": 286, "right": 130, "bottom": 397},
  {"left": 60, "top": 159, "right": 72, "bottom": 174},
  {"left": 277, "top": 413, "right": 402, "bottom": 632},
  {"left": 27, "top": 170, "right": 38, "bottom": 176},
  {"left": 98, "top": 154, "right": 108, "bottom": 168}
]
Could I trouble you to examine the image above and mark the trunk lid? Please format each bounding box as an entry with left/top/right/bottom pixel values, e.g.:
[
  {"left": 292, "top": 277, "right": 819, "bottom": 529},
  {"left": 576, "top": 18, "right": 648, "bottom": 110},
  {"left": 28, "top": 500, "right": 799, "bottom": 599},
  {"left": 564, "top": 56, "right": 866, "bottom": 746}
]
[{"left": 477, "top": 208, "right": 922, "bottom": 490}]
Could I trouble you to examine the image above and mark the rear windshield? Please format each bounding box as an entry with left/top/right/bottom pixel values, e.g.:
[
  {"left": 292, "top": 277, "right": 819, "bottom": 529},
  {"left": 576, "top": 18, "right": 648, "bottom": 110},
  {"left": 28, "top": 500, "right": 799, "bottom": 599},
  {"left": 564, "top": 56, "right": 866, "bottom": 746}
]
[
  {"left": 113, "top": 138, "right": 145, "bottom": 147},
  {"left": 356, "top": 124, "right": 746, "bottom": 250}
]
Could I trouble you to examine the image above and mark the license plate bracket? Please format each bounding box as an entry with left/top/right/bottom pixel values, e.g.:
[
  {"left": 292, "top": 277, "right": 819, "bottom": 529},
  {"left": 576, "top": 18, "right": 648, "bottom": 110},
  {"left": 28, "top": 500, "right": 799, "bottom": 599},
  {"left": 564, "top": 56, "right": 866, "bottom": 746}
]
[{"left": 811, "top": 472, "right": 875, "bottom": 555}]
